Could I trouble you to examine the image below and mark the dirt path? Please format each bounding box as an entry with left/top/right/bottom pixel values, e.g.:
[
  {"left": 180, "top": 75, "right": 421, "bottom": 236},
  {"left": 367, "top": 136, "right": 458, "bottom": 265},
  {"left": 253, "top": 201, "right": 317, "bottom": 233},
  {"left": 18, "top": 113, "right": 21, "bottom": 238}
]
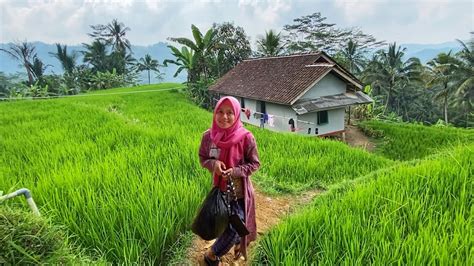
[
  {"left": 344, "top": 125, "right": 376, "bottom": 152},
  {"left": 186, "top": 188, "right": 322, "bottom": 265}
]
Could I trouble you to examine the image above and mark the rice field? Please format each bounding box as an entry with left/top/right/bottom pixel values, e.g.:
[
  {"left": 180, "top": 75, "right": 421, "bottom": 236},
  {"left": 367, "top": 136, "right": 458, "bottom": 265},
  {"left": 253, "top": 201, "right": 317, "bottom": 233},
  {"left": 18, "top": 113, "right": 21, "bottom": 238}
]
[
  {"left": 255, "top": 144, "right": 473, "bottom": 264},
  {"left": 0, "top": 84, "right": 393, "bottom": 263},
  {"left": 358, "top": 120, "right": 474, "bottom": 160}
]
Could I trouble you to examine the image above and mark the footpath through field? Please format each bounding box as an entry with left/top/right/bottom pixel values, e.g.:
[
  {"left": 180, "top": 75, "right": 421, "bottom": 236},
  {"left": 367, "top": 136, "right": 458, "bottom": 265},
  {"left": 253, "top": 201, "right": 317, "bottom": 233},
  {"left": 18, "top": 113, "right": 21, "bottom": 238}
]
[{"left": 186, "top": 188, "right": 322, "bottom": 265}]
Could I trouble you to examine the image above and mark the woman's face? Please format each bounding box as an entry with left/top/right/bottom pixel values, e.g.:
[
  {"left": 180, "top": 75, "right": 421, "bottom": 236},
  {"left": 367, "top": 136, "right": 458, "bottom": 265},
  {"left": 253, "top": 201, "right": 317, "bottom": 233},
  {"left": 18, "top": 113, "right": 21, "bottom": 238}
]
[{"left": 215, "top": 102, "right": 235, "bottom": 129}]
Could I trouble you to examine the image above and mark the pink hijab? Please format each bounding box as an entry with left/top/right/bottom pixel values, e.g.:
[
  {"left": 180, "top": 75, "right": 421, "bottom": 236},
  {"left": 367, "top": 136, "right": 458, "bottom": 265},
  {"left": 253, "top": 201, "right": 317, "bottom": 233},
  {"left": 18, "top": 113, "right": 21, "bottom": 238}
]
[{"left": 210, "top": 96, "right": 250, "bottom": 190}]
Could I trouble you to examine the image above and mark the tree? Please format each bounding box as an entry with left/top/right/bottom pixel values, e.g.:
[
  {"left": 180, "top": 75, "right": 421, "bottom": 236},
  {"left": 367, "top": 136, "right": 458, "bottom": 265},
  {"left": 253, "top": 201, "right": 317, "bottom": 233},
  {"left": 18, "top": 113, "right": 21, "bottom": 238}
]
[
  {"left": 283, "top": 12, "right": 384, "bottom": 54},
  {"left": 451, "top": 37, "right": 474, "bottom": 127},
  {"left": 82, "top": 40, "right": 109, "bottom": 73},
  {"left": 255, "top": 30, "right": 285, "bottom": 57},
  {"left": 29, "top": 55, "right": 49, "bottom": 81},
  {"left": 137, "top": 54, "right": 160, "bottom": 84},
  {"left": 88, "top": 19, "right": 133, "bottom": 74},
  {"left": 49, "top": 43, "right": 77, "bottom": 74},
  {"left": 163, "top": 46, "right": 196, "bottom": 83},
  {"left": 211, "top": 22, "right": 252, "bottom": 77},
  {"left": 168, "top": 24, "right": 217, "bottom": 82},
  {"left": 89, "top": 19, "right": 131, "bottom": 54},
  {"left": 334, "top": 39, "right": 366, "bottom": 76},
  {"left": 426, "top": 52, "right": 457, "bottom": 124},
  {"left": 0, "top": 41, "right": 37, "bottom": 85},
  {"left": 362, "top": 43, "right": 421, "bottom": 115}
]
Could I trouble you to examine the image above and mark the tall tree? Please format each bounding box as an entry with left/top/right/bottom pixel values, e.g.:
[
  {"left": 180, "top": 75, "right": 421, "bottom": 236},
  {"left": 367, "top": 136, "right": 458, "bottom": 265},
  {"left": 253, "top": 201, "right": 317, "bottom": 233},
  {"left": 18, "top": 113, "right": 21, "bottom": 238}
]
[
  {"left": 211, "top": 22, "right": 252, "bottom": 77},
  {"left": 89, "top": 19, "right": 131, "bottom": 54},
  {"left": 335, "top": 39, "right": 367, "bottom": 75},
  {"left": 82, "top": 40, "right": 109, "bottom": 73},
  {"left": 451, "top": 37, "right": 474, "bottom": 126},
  {"left": 49, "top": 43, "right": 77, "bottom": 74},
  {"left": 88, "top": 19, "right": 133, "bottom": 74},
  {"left": 137, "top": 54, "right": 160, "bottom": 84},
  {"left": 168, "top": 24, "right": 217, "bottom": 82},
  {"left": 363, "top": 43, "right": 421, "bottom": 114},
  {"left": 283, "top": 12, "right": 384, "bottom": 54},
  {"left": 255, "top": 30, "right": 285, "bottom": 57},
  {"left": 426, "top": 52, "right": 457, "bottom": 124},
  {"left": 0, "top": 41, "right": 36, "bottom": 85},
  {"left": 29, "top": 55, "right": 49, "bottom": 81}
]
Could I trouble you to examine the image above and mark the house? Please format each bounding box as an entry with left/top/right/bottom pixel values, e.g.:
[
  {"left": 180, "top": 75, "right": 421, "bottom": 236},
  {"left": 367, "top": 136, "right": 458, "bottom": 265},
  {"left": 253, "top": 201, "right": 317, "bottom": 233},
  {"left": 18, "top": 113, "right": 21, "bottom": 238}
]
[{"left": 208, "top": 52, "right": 373, "bottom": 137}]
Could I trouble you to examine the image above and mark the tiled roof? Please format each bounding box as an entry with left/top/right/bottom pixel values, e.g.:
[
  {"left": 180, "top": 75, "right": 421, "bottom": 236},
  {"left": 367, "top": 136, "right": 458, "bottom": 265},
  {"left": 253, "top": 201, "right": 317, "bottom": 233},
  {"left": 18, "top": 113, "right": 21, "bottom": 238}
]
[
  {"left": 208, "top": 52, "right": 362, "bottom": 105},
  {"left": 292, "top": 91, "right": 373, "bottom": 114}
]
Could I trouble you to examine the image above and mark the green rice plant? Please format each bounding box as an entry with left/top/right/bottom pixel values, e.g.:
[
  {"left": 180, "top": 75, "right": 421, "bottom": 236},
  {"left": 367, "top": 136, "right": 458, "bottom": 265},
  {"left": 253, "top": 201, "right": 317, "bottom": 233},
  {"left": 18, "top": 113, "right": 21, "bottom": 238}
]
[
  {"left": 0, "top": 205, "right": 99, "bottom": 264},
  {"left": 252, "top": 129, "right": 392, "bottom": 193},
  {"left": 359, "top": 120, "right": 474, "bottom": 160},
  {"left": 254, "top": 144, "right": 473, "bottom": 265},
  {"left": 0, "top": 83, "right": 393, "bottom": 263}
]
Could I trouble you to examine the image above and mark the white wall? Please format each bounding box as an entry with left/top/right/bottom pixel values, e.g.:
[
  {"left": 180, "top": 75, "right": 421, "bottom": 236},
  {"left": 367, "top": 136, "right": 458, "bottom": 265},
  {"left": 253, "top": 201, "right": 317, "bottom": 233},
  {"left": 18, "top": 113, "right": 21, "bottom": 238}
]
[
  {"left": 299, "top": 73, "right": 346, "bottom": 101},
  {"left": 298, "top": 108, "right": 345, "bottom": 135},
  {"left": 219, "top": 94, "right": 346, "bottom": 136}
]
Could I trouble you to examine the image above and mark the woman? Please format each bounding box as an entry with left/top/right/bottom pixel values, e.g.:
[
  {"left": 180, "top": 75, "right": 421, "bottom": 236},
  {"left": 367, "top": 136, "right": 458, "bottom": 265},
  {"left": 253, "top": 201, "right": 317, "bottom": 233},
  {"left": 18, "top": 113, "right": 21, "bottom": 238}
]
[{"left": 198, "top": 96, "right": 260, "bottom": 264}]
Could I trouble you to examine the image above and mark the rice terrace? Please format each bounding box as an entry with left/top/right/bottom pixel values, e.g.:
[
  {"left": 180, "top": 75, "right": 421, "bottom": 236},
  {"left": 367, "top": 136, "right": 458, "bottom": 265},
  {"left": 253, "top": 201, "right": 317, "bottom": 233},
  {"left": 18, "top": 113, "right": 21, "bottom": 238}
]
[
  {"left": 1, "top": 1, "right": 473, "bottom": 265},
  {"left": 0, "top": 83, "right": 472, "bottom": 264}
]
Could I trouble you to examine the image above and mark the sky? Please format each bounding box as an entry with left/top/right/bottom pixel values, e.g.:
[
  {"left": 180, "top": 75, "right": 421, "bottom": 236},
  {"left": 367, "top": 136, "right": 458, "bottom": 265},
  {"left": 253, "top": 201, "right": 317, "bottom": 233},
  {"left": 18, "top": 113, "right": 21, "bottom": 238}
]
[{"left": 0, "top": 0, "right": 472, "bottom": 46}]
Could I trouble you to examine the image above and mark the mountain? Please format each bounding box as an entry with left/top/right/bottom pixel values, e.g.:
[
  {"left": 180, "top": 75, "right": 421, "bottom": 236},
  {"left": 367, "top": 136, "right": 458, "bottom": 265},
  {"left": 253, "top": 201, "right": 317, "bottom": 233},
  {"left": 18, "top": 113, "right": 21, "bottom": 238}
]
[
  {"left": 0, "top": 40, "right": 466, "bottom": 82},
  {"left": 400, "top": 41, "right": 463, "bottom": 63},
  {"left": 0, "top": 41, "right": 186, "bottom": 83}
]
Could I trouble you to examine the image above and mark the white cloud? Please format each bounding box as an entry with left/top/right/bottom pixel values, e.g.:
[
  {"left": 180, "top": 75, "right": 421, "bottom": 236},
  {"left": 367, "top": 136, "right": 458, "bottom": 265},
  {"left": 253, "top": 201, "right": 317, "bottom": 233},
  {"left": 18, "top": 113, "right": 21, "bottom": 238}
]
[
  {"left": 334, "top": 0, "right": 381, "bottom": 23},
  {"left": 0, "top": 0, "right": 472, "bottom": 45}
]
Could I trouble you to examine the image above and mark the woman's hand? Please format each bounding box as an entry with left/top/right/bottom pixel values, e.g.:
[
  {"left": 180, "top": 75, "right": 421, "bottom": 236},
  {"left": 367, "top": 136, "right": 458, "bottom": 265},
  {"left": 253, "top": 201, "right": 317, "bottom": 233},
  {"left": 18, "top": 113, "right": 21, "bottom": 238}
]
[
  {"left": 213, "top": 160, "right": 226, "bottom": 176},
  {"left": 222, "top": 168, "right": 234, "bottom": 181}
]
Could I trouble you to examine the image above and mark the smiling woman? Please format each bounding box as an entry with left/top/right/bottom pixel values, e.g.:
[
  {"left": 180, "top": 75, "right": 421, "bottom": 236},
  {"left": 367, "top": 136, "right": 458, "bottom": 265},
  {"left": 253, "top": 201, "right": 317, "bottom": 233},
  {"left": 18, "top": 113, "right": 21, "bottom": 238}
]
[{"left": 197, "top": 96, "right": 261, "bottom": 263}]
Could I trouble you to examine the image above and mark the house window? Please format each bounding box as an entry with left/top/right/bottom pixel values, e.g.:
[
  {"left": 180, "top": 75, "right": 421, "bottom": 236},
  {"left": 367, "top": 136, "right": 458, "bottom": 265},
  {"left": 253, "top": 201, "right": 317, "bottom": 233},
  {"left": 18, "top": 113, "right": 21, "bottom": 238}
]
[
  {"left": 317, "top": 110, "right": 328, "bottom": 125},
  {"left": 240, "top": 97, "right": 245, "bottom": 108}
]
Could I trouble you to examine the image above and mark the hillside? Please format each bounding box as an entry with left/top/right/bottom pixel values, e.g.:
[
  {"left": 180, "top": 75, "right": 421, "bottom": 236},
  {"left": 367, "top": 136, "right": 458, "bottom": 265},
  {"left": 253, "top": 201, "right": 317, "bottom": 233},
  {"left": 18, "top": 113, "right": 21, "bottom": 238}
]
[{"left": 0, "top": 84, "right": 391, "bottom": 263}]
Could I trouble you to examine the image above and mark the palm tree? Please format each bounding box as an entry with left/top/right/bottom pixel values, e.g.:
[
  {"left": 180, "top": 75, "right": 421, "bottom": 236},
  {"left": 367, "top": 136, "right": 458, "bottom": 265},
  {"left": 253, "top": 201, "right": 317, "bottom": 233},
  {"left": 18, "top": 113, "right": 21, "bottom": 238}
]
[
  {"left": 89, "top": 19, "right": 131, "bottom": 54},
  {"left": 339, "top": 39, "right": 366, "bottom": 75},
  {"left": 451, "top": 37, "right": 474, "bottom": 126},
  {"left": 426, "top": 52, "right": 457, "bottom": 124},
  {"left": 29, "top": 55, "right": 49, "bottom": 81},
  {"left": 0, "top": 41, "right": 36, "bottom": 85},
  {"left": 256, "top": 30, "right": 285, "bottom": 57},
  {"left": 137, "top": 54, "right": 160, "bottom": 84},
  {"left": 82, "top": 40, "right": 109, "bottom": 73},
  {"left": 363, "top": 43, "right": 421, "bottom": 114},
  {"left": 49, "top": 43, "right": 77, "bottom": 74}
]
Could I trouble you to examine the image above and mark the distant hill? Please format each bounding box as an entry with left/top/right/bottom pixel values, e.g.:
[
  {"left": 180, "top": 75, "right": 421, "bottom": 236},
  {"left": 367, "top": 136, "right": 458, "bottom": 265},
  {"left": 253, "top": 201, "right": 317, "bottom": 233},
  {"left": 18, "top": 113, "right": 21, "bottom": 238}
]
[
  {"left": 401, "top": 41, "right": 463, "bottom": 63},
  {"left": 0, "top": 40, "right": 465, "bottom": 82},
  {"left": 0, "top": 41, "right": 186, "bottom": 83}
]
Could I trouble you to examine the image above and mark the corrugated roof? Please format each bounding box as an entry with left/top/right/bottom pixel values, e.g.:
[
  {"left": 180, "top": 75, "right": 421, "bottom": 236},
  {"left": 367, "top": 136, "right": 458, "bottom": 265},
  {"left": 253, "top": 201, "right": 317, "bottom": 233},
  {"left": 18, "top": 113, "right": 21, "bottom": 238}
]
[
  {"left": 208, "top": 52, "right": 363, "bottom": 105},
  {"left": 292, "top": 91, "right": 373, "bottom": 114}
]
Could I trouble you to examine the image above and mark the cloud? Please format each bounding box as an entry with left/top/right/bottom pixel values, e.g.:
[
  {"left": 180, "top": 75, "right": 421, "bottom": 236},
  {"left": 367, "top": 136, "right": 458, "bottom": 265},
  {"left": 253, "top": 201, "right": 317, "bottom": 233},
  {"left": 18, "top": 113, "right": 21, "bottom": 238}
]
[{"left": 0, "top": 0, "right": 472, "bottom": 46}]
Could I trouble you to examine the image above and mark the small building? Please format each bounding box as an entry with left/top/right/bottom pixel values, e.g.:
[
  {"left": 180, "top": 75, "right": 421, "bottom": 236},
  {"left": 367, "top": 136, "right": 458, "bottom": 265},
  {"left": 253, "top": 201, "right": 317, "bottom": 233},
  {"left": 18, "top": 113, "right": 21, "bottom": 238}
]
[{"left": 208, "top": 52, "right": 373, "bottom": 136}]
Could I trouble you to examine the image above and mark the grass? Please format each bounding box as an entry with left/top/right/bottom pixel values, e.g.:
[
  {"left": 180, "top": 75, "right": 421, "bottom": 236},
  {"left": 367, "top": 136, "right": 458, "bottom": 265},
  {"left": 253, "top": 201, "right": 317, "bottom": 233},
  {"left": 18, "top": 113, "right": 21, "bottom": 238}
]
[
  {"left": 2, "top": 83, "right": 470, "bottom": 264},
  {"left": 0, "top": 205, "right": 99, "bottom": 264},
  {"left": 359, "top": 120, "right": 474, "bottom": 160},
  {"left": 254, "top": 144, "right": 473, "bottom": 264}
]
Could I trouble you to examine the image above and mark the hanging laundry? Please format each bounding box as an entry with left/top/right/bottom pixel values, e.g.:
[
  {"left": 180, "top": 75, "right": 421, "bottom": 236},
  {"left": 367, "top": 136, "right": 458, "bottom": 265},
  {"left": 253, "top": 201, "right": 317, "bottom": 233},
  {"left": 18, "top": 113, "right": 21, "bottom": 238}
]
[
  {"left": 268, "top": 115, "right": 275, "bottom": 127},
  {"left": 263, "top": 113, "right": 269, "bottom": 123},
  {"left": 245, "top": 108, "right": 251, "bottom": 119}
]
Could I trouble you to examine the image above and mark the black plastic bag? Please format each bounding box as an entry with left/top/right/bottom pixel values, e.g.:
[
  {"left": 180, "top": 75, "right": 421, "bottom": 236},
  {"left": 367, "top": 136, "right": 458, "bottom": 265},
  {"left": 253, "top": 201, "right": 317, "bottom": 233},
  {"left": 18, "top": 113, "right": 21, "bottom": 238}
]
[{"left": 191, "top": 187, "right": 229, "bottom": 240}]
